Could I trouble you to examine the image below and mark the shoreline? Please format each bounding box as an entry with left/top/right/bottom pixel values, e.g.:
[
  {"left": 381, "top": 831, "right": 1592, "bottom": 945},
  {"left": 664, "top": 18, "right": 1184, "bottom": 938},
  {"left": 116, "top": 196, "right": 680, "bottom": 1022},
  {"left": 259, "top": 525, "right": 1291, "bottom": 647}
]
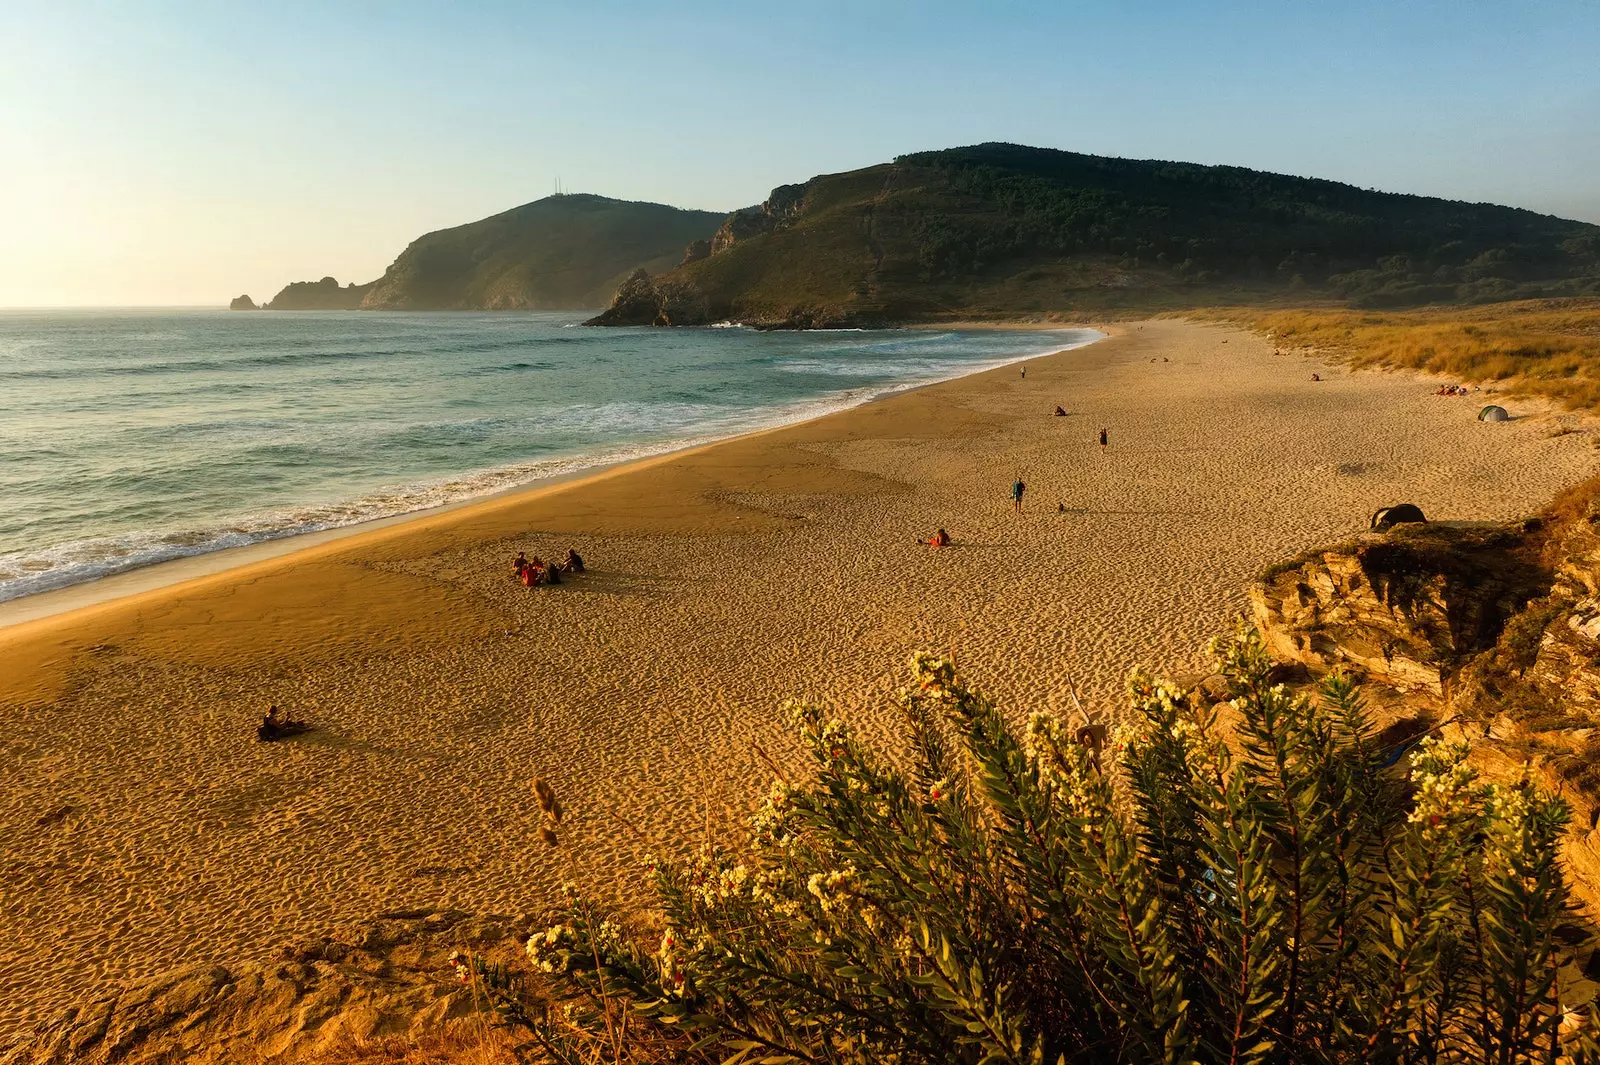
[
  {"left": 0, "top": 325, "right": 1103, "bottom": 630},
  {"left": 4, "top": 318, "right": 1595, "bottom": 1042}
]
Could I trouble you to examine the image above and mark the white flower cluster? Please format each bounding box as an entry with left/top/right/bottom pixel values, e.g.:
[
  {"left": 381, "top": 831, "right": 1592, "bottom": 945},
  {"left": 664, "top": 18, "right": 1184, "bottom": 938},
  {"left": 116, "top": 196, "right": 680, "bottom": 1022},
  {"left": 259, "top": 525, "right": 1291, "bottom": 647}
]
[
  {"left": 684, "top": 849, "right": 785, "bottom": 912},
  {"left": 1407, "top": 736, "right": 1477, "bottom": 829},
  {"left": 908, "top": 651, "right": 959, "bottom": 696},
  {"left": 750, "top": 780, "right": 799, "bottom": 849},
  {"left": 1024, "top": 713, "right": 1113, "bottom": 818},
  {"left": 807, "top": 863, "right": 861, "bottom": 917},
  {"left": 1480, "top": 780, "right": 1536, "bottom": 875},
  {"left": 524, "top": 923, "right": 575, "bottom": 973}
]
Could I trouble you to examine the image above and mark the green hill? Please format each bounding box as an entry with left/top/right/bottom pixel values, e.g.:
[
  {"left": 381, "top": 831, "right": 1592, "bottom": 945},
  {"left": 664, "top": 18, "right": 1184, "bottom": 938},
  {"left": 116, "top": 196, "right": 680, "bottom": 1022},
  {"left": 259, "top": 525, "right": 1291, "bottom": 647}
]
[
  {"left": 263, "top": 194, "right": 725, "bottom": 311},
  {"left": 587, "top": 143, "right": 1600, "bottom": 327}
]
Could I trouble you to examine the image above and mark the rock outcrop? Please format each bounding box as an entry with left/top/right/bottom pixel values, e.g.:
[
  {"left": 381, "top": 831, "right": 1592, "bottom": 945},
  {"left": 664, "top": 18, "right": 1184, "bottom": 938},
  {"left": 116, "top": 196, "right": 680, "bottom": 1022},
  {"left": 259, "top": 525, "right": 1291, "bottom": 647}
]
[
  {"left": 266, "top": 277, "right": 373, "bottom": 311},
  {"left": 679, "top": 239, "right": 712, "bottom": 267},
  {"left": 1250, "top": 478, "right": 1600, "bottom": 914},
  {"left": 583, "top": 268, "right": 713, "bottom": 327},
  {"left": 1250, "top": 523, "right": 1547, "bottom": 694},
  {"left": 228, "top": 295, "right": 258, "bottom": 311},
  {"left": 709, "top": 183, "right": 807, "bottom": 256},
  {"left": 0, "top": 910, "right": 530, "bottom": 1065}
]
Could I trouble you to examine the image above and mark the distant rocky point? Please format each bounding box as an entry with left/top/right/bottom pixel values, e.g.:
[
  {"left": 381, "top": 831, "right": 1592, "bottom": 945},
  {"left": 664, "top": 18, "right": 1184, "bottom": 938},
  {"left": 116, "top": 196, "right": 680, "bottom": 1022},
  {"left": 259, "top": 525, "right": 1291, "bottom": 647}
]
[
  {"left": 266, "top": 277, "right": 373, "bottom": 311},
  {"left": 227, "top": 294, "right": 258, "bottom": 311},
  {"left": 252, "top": 195, "right": 725, "bottom": 313}
]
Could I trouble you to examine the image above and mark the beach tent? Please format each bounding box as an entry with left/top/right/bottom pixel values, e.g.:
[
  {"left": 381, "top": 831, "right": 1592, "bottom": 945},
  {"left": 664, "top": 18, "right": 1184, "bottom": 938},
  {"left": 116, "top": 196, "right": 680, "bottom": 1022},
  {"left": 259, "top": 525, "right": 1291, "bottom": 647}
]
[
  {"left": 1371, "top": 503, "right": 1427, "bottom": 530},
  {"left": 1478, "top": 405, "right": 1510, "bottom": 422}
]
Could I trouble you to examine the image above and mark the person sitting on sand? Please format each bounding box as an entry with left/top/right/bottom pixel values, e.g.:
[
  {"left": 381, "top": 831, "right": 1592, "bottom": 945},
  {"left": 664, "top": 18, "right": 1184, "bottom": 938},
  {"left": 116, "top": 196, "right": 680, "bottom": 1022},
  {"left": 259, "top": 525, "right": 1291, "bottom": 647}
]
[
  {"left": 1054, "top": 405, "right": 1067, "bottom": 417},
  {"left": 257, "top": 705, "right": 310, "bottom": 743},
  {"left": 919, "top": 528, "right": 951, "bottom": 548},
  {"left": 521, "top": 563, "right": 540, "bottom": 587},
  {"left": 513, "top": 552, "right": 528, "bottom": 576},
  {"left": 560, "top": 548, "right": 585, "bottom": 573},
  {"left": 1311, "top": 372, "right": 1321, "bottom": 382}
]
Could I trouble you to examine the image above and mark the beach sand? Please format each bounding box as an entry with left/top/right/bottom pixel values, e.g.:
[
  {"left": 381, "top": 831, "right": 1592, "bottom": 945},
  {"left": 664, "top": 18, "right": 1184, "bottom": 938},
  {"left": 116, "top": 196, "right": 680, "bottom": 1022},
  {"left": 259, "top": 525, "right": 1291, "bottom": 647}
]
[{"left": 2, "top": 319, "right": 1594, "bottom": 1040}]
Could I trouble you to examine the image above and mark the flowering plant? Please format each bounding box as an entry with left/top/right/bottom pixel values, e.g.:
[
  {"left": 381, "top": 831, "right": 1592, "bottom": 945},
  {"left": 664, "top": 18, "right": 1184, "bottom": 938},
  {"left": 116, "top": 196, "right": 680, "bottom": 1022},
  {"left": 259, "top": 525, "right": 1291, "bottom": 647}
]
[{"left": 475, "top": 625, "right": 1597, "bottom": 1064}]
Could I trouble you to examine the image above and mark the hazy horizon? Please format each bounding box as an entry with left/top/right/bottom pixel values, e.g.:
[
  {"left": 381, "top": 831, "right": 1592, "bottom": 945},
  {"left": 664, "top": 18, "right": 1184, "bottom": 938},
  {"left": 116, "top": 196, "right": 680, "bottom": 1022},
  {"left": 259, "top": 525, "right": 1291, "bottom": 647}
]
[{"left": 4, "top": 0, "right": 1597, "bottom": 308}]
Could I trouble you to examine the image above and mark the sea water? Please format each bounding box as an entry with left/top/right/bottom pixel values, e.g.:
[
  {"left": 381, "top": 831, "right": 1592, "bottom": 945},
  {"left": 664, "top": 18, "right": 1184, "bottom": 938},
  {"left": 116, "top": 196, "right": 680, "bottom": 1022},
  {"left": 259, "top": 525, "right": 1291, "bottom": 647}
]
[{"left": 0, "top": 309, "right": 1100, "bottom": 602}]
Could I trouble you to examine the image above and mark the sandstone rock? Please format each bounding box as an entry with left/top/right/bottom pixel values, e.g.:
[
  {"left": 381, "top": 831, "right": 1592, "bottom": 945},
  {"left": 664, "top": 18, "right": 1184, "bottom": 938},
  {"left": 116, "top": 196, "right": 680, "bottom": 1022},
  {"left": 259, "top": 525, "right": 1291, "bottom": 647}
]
[
  {"left": 1250, "top": 525, "right": 1545, "bottom": 695},
  {"left": 0, "top": 912, "right": 533, "bottom": 1065}
]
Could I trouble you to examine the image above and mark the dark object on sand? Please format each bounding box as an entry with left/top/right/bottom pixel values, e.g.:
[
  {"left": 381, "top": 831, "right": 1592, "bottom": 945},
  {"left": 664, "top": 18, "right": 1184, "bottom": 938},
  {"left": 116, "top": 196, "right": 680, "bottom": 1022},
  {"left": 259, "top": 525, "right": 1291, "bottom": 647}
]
[
  {"left": 257, "top": 705, "right": 312, "bottom": 743},
  {"left": 560, "top": 548, "right": 585, "bottom": 573},
  {"left": 1054, "top": 406, "right": 1066, "bottom": 417},
  {"left": 1370, "top": 504, "right": 1428, "bottom": 531},
  {"left": 1478, "top": 405, "right": 1510, "bottom": 422}
]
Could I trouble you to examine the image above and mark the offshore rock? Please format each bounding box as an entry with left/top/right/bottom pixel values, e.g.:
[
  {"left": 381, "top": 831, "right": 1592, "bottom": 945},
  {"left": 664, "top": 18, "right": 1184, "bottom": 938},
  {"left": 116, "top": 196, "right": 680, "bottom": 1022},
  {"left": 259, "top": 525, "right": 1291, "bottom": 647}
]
[{"left": 228, "top": 295, "right": 259, "bottom": 311}]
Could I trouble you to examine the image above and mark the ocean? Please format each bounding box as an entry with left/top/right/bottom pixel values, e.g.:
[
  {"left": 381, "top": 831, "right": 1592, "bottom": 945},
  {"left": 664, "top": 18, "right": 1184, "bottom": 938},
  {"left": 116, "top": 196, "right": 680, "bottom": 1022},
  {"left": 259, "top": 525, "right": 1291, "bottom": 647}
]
[{"left": 0, "top": 310, "right": 1100, "bottom": 603}]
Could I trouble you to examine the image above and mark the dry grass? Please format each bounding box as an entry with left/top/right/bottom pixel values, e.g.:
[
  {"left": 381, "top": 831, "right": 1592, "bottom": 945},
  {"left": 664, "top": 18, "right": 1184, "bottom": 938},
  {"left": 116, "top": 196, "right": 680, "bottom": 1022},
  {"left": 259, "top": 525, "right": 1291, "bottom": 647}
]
[{"left": 1196, "top": 298, "right": 1600, "bottom": 409}]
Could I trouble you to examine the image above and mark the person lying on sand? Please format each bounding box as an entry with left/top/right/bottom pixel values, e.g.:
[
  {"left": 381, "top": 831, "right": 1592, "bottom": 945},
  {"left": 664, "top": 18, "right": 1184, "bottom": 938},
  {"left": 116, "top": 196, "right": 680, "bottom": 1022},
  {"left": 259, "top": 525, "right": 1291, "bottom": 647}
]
[
  {"left": 257, "top": 705, "right": 311, "bottom": 743},
  {"left": 559, "top": 548, "right": 585, "bottom": 573},
  {"left": 919, "top": 528, "right": 951, "bottom": 548}
]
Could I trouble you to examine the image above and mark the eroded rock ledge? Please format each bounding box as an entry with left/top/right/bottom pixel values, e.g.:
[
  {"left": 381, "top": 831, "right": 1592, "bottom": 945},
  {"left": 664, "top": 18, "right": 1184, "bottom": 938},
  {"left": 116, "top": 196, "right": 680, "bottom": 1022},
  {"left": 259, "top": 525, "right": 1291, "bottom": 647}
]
[{"left": 1, "top": 911, "right": 530, "bottom": 1065}]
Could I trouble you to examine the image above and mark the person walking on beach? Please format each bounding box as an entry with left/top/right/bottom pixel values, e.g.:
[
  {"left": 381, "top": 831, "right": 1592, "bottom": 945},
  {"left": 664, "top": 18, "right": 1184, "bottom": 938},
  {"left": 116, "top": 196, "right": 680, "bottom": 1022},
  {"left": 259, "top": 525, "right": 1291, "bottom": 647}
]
[
  {"left": 1099, "top": 427, "right": 1109, "bottom": 452},
  {"left": 1011, "top": 477, "right": 1026, "bottom": 512},
  {"left": 1020, "top": 365, "right": 1026, "bottom": 379}
]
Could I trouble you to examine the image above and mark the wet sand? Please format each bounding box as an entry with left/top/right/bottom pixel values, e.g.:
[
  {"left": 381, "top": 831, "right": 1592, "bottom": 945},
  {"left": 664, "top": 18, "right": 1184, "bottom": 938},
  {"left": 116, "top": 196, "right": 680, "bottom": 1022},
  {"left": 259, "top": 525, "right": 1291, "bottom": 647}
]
[{"left": 2, "top": 319, "right": 1594, "bottom": 1040}]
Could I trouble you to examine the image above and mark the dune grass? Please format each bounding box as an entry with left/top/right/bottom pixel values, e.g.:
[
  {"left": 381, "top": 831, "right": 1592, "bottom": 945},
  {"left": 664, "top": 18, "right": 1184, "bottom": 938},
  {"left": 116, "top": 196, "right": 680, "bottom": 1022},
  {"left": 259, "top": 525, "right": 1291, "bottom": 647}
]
[{"left": 1202, "top": 298, "right": 1600, "bottom": 409}]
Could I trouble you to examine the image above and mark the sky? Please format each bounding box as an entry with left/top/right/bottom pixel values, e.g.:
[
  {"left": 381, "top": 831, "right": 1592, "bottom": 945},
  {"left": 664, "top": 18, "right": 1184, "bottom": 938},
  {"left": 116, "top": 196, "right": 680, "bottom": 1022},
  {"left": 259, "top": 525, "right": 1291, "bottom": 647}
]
[{"left": 1, "top": 0, "right": 1597, "bottom": 307}]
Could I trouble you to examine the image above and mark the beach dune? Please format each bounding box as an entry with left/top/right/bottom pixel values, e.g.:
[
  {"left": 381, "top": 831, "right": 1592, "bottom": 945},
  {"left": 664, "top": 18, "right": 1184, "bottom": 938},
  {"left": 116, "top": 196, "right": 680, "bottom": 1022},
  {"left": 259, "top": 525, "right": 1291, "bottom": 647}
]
[{"left": 2, "top": 319, "right": 1594, "bottom": 1041}]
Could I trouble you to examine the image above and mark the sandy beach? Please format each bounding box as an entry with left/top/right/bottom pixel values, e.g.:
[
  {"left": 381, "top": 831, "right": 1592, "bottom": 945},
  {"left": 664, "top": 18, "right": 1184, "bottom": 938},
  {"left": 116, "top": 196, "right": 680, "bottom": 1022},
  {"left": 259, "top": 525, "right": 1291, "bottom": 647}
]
[{"left": 2, "top": 318, "right": 1595, "bottom": 1041}]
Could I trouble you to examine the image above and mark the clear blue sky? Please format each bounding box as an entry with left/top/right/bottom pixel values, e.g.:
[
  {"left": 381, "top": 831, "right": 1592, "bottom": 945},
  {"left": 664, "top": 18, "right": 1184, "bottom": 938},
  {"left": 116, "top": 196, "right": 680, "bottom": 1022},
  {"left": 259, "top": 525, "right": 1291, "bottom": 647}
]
[{"left": 3, "top": 0, "right": 1596, "bottom": 305}]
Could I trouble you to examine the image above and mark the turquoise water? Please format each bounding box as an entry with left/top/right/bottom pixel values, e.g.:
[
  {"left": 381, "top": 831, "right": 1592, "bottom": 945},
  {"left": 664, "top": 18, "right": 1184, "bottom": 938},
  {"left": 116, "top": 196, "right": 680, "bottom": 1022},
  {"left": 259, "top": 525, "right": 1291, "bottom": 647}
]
[{"left": 0, "top": 310, "right": 1099, "bottom": 602}]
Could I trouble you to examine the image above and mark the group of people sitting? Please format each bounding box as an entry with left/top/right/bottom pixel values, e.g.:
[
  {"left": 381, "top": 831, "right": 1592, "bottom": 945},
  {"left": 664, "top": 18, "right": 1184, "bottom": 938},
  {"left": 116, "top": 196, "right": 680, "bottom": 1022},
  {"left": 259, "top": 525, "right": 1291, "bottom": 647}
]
[
  {"left": 514, "top": 548, "right": 585, "bottom": 587},
  {"left": 1434, "top": 383, "right": 1478, "bottom": 397}
]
